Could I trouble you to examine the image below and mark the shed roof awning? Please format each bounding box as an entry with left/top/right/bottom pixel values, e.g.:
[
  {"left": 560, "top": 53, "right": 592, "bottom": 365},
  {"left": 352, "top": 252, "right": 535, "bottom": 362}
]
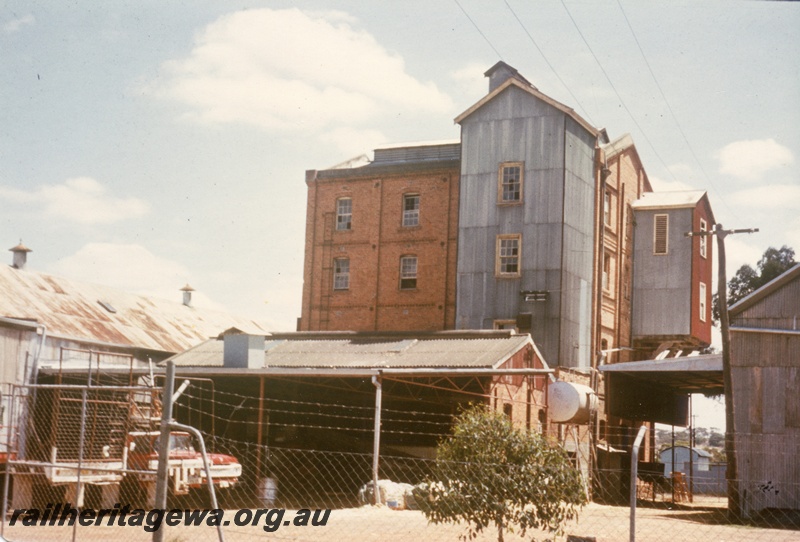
[
  {"left": 599, "top": 354, "right": 723, "bottom": 394},
  {"left": 159, "top": 330, "right": 552, "bottom": 377}
]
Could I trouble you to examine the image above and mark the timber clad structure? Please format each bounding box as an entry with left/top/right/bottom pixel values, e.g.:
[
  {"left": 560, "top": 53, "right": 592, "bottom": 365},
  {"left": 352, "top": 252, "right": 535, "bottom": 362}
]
[
  {"left": 729, "top": 264, "right": 800, "bottom": 516},
  {"left": 631, "top": 190, "right": 715, "bottom": 350},
  {"left": 454, "top": 63, "right": 601, "bottom": 370}
]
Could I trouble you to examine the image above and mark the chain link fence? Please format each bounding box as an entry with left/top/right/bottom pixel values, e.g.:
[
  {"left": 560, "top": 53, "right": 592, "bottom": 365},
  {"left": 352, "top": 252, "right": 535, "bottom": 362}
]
[{"left": 1, "top": 380, "right": 798, "bottom": 542}]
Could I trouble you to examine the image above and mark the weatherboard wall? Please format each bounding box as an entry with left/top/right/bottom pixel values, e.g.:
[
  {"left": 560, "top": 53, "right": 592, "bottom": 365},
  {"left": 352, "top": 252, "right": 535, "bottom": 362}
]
[
  {"left": 455, "top": 85, "right": 596, "bottom": 368},
  {"left": 729, "top": 266, "right": 800, "bottom": 515},
  {"left": 631, "top": 206, "right": 693, "bottom": 338}
]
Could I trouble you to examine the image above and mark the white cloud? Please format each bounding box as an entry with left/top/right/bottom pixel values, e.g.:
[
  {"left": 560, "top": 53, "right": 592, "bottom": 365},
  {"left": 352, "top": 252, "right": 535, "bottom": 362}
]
[
  {"left": 319, "top": 126, "right": 387, "bottom": 159},
  {"left": 3, "top": 14, "right": 34, "bottom": 34},
  {"left": 716, "top": 138, "right": 794, "bottom": 181},
  {"left": 729, "top": 184, "right": 800, "bottom": 210},
  {"left": 149, "top": 8, "right": 453, "bottom": 149},
  {"left": 0, "top": 177, "right": 149, "bottom": 224},
  {"left": 450, "top": 62, "right": 488, "bottom": 100},
  {"left": 49, "top": 242, "right": 225, "bottom": 311},
  {"left": 647, "top": 174, "right": 695, "bottom": 193},
  {"left": 724, "top": 236, "right": 765, "bottom": 276}
]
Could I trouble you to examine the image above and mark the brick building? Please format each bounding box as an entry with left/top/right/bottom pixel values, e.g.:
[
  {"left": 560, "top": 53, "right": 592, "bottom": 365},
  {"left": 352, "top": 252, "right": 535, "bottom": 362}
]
[
  {"left": 595, "top": 134, "right": 654, "bottom": 366},
  {"left": 299, "top": 142, "right": 460, "bottom": 331}
]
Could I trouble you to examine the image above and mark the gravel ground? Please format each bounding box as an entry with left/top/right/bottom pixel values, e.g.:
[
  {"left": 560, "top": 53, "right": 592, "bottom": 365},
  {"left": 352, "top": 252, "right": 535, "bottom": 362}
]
[{"left": 3, "top": 503, "right": 799, "bottom": 542}]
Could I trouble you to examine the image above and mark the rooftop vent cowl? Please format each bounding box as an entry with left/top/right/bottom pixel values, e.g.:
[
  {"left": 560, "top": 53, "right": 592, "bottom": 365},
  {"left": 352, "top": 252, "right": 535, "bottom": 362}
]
[
  {"left": 180, "top": 284, "right": 195, "bottom": 307},
  {"left": 9, "top": 241, "right": 32, "bottom": 270}
]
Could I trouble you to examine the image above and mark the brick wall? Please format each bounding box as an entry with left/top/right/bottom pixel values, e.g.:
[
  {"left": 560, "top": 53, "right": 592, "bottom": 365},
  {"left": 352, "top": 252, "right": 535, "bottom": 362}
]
[{"left": 300, "top": 163, "right": 460, "bottom": 331}]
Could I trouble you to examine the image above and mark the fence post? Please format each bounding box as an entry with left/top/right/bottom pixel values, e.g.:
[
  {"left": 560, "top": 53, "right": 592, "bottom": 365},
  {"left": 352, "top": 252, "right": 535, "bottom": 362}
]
[
  {"left": 1, "top": 385, "right": 17, "bottom": 538},
  {"left": 630, "top": 424, "right": 648, "bottom": 542},
  {"left": 153, "top": 361, "right": 175, "bottom": 542},
  {"left": 371, "top": 373, "right": 382, "bottom": 505},
  {"left": 170, "top": 422, "right": 225, "bottom": 542},
  {"left": 72, "top": 388, "right": 88, "bottom": 542}
]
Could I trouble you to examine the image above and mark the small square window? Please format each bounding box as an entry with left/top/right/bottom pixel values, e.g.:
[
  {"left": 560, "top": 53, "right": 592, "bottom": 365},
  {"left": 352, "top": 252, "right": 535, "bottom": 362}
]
[
  {"left": 496, "top": 235, "right": 521, "bottom": 276},
  {"left": 402, "top": 194, "right": 420, "bottom": 227},
  {"left": 333, "top": 258, "right": 350, "bottom": 290},
  {"left": 498, "top": 163, "right": 523, "bottom": 203},
  {"left": 400, "top": 256, "right": 417, "bottom": 289},
  {"left": 336, "top": 198, "right": 352, "bottom": 231}
]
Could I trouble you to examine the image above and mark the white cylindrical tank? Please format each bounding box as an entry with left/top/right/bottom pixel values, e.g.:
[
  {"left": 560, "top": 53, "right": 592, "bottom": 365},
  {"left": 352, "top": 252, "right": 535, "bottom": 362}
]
[{"left": 547, "top": 381, "right": 597, "bottom": 424}]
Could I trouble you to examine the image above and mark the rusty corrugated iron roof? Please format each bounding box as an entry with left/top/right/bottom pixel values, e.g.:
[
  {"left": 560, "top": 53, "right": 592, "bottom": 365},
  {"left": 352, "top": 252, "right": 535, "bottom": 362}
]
[{"left": 0, "top": 264, "right": 269, "bottom": 353}]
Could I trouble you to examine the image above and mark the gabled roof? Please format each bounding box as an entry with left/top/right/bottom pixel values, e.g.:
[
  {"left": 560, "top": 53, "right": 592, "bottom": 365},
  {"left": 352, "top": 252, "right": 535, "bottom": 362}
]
[
  {"left": 659, "top": 445, "right": 713, "bottom": 458},
  {"left": 164, "top": 330, "right": 544, "bottom": 373},
  {"left": 454, "top": 76, "right": 598, "bottom": 136},
  {"left": 0, "top": 264, "right": 269, "bottom": 354},
  {"left": 631, "top": 190, "right": 709, "bottom": 211},
  {"left": 601, "top": 133, "right": 639, "bottom": 161},
  {"left": 729, "top": 263, "right": 800, "bottom": 317},
  {"left": 600, "top": 133, "right": 653, "bottom": 192},
  {"left": 483, "top": 61, "right": 534, "bottom": 89}
]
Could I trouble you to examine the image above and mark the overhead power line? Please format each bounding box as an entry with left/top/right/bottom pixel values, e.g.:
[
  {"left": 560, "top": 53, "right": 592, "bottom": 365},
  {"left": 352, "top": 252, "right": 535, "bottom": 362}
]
[
  {"left": 453, "top": 0, "right": 504, "bottom": 60},
  {"left": 614, "top": 0, "right": 736, "bottom": 219},
  {"left": 503, "top": 0, "right": 596, "bottom": 126},
  {"left": 558, "top": 0, "right": 679, "bottom": 183}
]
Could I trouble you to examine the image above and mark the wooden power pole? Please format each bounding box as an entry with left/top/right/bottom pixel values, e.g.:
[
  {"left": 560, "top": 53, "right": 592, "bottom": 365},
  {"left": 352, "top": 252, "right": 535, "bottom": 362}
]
[{"left": 686, "top": 223, "right": 757, "bottom": 521}]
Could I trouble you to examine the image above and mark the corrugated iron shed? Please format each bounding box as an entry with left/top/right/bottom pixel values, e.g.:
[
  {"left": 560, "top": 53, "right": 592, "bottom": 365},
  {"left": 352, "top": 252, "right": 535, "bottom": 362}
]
[
  {"left": 165, "top": 331, "right": 538, "bottom": 371},
  {"left": 0, "top": 264, "right": 269, "bottom": 354}
]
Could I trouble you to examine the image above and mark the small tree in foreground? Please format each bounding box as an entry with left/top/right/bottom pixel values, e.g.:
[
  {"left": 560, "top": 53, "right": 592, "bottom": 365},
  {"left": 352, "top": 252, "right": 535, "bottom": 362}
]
[{"left": 416, "top": 405, "right": 586, "bottom": 541}]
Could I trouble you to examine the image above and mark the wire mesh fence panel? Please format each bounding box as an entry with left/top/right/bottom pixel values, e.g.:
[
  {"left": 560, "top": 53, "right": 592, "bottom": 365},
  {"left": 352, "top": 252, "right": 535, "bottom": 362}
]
[
  {"left": 2, "top": 384, "right": 161, "bottom": 542},
  {"left": 2, "top": 382, "right": 799, "bottom": 541}
]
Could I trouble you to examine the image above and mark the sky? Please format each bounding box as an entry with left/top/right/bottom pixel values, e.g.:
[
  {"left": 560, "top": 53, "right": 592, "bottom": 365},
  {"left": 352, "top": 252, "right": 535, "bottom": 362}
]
[{"left": 1, "top": 1, "right": 798, "bottom": 428}]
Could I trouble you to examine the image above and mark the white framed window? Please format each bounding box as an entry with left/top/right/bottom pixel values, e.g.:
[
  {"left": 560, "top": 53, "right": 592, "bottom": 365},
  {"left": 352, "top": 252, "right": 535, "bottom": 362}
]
[
  {"left": 699, "top": 281, "right": 707, "bottom": 322},
  {"left": 603, "top": 253, "right": 612, "bottom": 292},
  {"left": 498, "top": 162, "right": 523, "bottom": 203},
  {"left": 333, "top": 258, "right": 350, "bottom": 290},
  {"left": 336, "top": 198, "right": 352, "bottom": 231},
  {"left": 399, "top": 255, "right": 418, "bottom": 289},
  {"left": 402, "top": 194, "right": 420, "bottom": 227},
  {"left": 496, "top": 234, "right": 521, "bottom": 277},
  {"left": 653, "top": 214, "right": 669, "bottom": 255},
  {"left": 699, "top": 218, "right": 708, "bottom": 259},
  {"left": 604, "top": 190, "right": 612, "bottom": 226}
]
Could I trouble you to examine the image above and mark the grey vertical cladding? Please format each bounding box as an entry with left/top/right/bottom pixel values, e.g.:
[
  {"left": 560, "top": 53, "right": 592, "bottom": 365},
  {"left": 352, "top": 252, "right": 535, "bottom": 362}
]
[
  {"left": 632, "top": 207, "right": 693, "bottom": 336},
  {"left": 455, "top": 87, "right": 596, "bottom": 368}
]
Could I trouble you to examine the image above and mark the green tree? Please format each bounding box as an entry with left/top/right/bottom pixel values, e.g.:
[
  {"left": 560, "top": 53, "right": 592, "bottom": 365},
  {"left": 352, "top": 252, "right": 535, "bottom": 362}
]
[
  {"left": 416, "top": 405, "right": 586, "bottom": 541},
  {"left": 713, "top": 245, "right": 796, "bottom": 322}
]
